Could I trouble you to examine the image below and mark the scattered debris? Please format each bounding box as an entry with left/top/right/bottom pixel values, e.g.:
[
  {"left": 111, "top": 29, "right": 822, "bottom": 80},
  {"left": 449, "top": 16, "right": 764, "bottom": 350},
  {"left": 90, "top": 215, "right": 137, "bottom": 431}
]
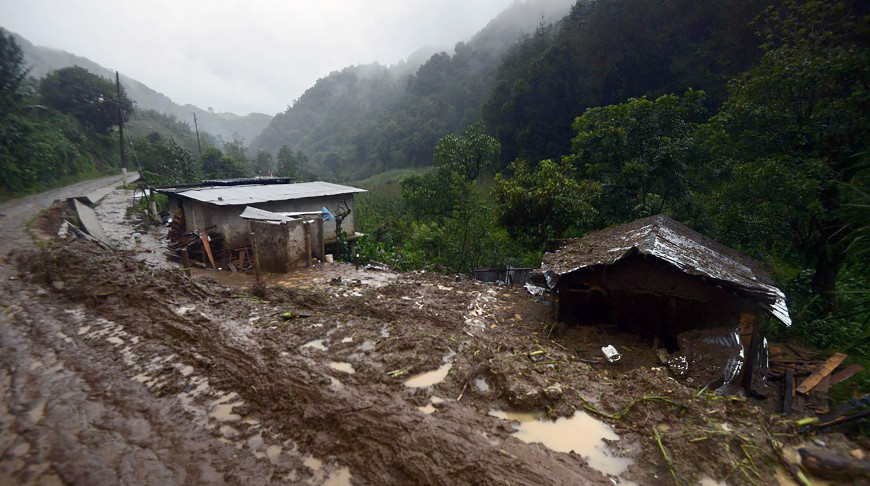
[
  {"left": 797, "top": 352, "right": 848, "bottom": 395},
  {"left": 473, "top": 266, "right": 534, "bottom": 285},
  {"left": 524, "top": 282, "right": 546, "bottom": 296},
  {"left": 72, "top": 198, "right": 111, "bottom": 246}
]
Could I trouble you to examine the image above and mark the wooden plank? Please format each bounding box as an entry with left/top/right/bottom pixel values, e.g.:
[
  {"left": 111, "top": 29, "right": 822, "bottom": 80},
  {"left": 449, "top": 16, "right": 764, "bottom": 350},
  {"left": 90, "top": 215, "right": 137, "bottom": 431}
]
[
  {"left": 200, "top": 233, "right": 216, "bottom": 270},
  {"left": 783, "top": 368, "right": 794, "bottom": 415},
  {"left": 815, "top": 376, "right": 833, "bottom": 394},
  {"left": 796, "top": 352, "right": 847, "bottom": 394},
  {"left": 828, "top": 364, "right": 865, "bottom": 388}
]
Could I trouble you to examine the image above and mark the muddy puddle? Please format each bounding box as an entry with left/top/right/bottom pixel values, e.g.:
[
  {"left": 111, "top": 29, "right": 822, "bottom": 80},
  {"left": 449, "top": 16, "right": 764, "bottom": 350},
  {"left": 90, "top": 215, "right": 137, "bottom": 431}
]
[
  {"left": 417, "top": 396, "right": 445, "bottom": 414},
  {"left": 405, "top": 362, "right": 452, "bottom": 388},
  {"left": 328, "top": 362, "right": 355, "bottom": 374},
  {"left": 302, "top": 339, "right": 327, "bottom": 351},
  {"left": 489, "top": 410, "right": 633, "bottom": 478}
]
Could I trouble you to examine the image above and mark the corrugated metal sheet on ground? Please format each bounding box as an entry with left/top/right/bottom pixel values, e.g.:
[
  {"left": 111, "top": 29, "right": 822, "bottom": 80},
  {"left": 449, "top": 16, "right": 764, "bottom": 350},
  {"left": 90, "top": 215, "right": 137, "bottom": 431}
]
[{"left": 174, "top": 181, "right": 366, "bottom": 206}]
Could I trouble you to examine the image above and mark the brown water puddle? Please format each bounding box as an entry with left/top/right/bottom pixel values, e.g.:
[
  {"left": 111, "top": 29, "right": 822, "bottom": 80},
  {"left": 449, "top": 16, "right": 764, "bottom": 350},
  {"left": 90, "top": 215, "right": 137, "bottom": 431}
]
[
  {"left": 328, "top": 362, "right": 355, "bottom": 374},
  {"left": 322, "top": 467, "right": 352, "bottom": 486},
  {"left": 417, "top": 396, "right": 445, "bottom": 414},
  {"left": 489, "top": 410, "right": 633, "bottom": 478},
  {"left": 404, "top": 362, "right": 452, "bottom": 388},
  {"left": 302, "top": 339, "right": 327, "bottom": 351}
]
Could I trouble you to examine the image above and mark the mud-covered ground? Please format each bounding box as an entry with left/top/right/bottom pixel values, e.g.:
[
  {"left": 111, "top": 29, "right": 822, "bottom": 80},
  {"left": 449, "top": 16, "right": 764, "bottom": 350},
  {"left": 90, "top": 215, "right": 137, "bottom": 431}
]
[{"left": 1, "top": 182, "right": 867, "bottom": 485}]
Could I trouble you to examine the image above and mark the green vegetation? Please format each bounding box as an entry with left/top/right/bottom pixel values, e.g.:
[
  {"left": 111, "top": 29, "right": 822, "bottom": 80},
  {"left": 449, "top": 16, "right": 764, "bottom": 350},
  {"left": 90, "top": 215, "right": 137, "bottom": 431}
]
[
  {"left": 39, "top": 66, "right": 133, "bottom": 133},
  {"left": 1, "top": 32, "right": 120, "bottom": 198}
]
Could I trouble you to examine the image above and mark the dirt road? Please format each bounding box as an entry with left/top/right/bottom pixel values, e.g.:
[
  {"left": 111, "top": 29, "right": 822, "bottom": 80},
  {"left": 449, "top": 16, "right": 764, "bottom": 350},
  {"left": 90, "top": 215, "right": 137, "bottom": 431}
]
[
  {"left": 0, "top": 180, "right": 861, "bottom": 485},
  {"left": 0, "top": 173, "right": 137, "bottom": 254}
]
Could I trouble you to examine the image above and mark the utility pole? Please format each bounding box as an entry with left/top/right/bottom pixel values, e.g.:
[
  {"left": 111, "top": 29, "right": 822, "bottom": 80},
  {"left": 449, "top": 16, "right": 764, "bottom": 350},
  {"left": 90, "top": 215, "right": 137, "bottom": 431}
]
[
  {"left": 115, "top": 71, "right": 127, "bottom": 187},
  {"left": 193, "top": 112, "right": 203, "bottom": 157}
]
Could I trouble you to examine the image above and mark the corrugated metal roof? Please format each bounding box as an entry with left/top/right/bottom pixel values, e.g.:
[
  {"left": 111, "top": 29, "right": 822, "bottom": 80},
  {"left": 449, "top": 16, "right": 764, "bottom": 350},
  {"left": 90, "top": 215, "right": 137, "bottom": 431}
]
[
  {"left": 170, "top": 181, "right": 366, "bottom": 206},
  {"left": 541, "top": 215, "right": 791, "bottom": 326}
]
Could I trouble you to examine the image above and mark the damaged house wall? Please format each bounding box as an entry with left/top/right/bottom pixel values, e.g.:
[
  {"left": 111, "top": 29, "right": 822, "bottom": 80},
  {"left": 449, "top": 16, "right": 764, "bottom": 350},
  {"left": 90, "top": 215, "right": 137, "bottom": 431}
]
[
  {"left": 556, "top": 255, "right": 763, "bottom": 350},
  {"left": 159, "top": 181, "right": 365, "bottom": 250},
  {"left": 248, "top": 218, "right": 320, "bottom": 272},
  {"left": 172, "top": 194, "right": 354, "bottom": 249}
]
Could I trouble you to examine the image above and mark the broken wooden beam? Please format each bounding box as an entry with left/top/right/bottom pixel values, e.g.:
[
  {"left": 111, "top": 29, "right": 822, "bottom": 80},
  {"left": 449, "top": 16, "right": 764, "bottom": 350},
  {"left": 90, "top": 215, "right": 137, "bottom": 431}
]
[
  {"left": 200, "top": 233, "right": 217, "bottom": 270},
  {"left": 828, "top": 364, "right": 865, "bottom": 388},
  {"left": 796, "top": 352, "right": 847, "bottom": 395}
]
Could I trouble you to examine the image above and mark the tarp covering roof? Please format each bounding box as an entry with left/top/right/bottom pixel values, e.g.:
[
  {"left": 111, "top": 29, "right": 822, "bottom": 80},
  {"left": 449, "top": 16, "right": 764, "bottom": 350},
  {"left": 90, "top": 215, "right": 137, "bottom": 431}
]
[
  {"left": 158, "top": 181, "right": 366, "bottom": 206},
  {"left": 541, "top": 215, "right": 791, "bottom": 326}
]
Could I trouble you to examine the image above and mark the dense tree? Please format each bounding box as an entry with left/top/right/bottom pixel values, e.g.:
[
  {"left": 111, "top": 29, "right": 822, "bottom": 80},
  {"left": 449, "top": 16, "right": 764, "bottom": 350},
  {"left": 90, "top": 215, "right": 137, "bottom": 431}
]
[
  {"left": 571, "top": 90, "right": 707, "bottom": 226},
  {"left": 222, "top": 140, "right": 249, "bottom": 167},
  {"left": 250, "top": 0, "right": 573, "bottom": 180},
  {"left": 275, "top": 145, "right": 307, "bottom": 178},
  {"left": 494, "top": 157, "right": 600, "bottom": 250},
  {"left": 132, "top": 135, "right": 199, "bottom": 186},
  {"left": 200, "top": 146, "right": 247, "bottom": 180},
  {"left": 251, "top": 151, "right": 274, "bottom": 176},
  {"left": 703, "top": 0, "right": 870, "bottom": 310},
  {"left": 0, "top": 30, "right": 28, "bottom": 110},
  {"left": 401, "top": 168, "right": 471, "bottom": 221},
  {"left": 483, "top": 0, "right": 770, "bottom": 165},
  {"left": 1, "top": 34, "right": 111, "bottom": 195},
  {"left": 433, "top": 121, "right": 501, "bottom": 182},
  {"left": 39, "top": 66, "right": 133, "bottom": 133}
]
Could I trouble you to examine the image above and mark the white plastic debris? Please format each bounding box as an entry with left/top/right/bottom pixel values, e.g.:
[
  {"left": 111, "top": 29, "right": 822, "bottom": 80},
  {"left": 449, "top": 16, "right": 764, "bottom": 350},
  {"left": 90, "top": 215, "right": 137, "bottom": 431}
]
[
  {"left": 524, "top": 282, "right": 546, "bottom": 296},
  {"left": 601, "top": 345, "right": 621, "bottom": 363},
  {"left": 57, "top": 220, "right": 71, "bottom": 239}
]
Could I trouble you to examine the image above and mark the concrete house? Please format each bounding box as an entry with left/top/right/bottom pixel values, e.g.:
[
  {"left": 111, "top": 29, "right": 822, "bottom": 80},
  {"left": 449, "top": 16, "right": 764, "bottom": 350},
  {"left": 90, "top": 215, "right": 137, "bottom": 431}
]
[{"left": 158, "top": 180, "right": 366, "bottom": 250}]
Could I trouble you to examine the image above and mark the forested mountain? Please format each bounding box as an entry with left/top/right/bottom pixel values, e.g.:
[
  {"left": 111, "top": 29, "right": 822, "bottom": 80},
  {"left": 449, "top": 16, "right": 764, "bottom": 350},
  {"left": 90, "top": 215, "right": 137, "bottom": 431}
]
[
  {"left": 251, "top": 0, "right": 575, "bottom": 180},
  {"left": 9, "top": 30, "right": 272, "bottom": 144},
  {"left": 483, "top": 0, "right": 771, "bottom": 165}
]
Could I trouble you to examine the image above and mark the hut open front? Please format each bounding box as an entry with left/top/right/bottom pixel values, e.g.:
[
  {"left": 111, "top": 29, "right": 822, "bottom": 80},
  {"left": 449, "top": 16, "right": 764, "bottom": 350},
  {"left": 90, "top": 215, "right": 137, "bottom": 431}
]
[{"left": 538, "top": 215, "right": 792, "bottom": 389}]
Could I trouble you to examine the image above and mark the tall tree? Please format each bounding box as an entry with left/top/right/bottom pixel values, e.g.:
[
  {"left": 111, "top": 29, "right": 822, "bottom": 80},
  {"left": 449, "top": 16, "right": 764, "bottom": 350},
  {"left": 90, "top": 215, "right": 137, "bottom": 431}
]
[
  {"left": 483, "top": 0, "right": 770, "bottom": 165},
  {"left": 252, "top": 150, "right": 274, "bottom": 176},
  {"left": 0, "top": 30, "right": 28, "bottom": 110},
  {"left": 39, "top": 66, "right": 133, "bottom": 133},
  {"left": 433, "top": 121, "right": 500, "bottom": 182},
  {"left": 276, "top": 145, "right": 306, "bottom": 178},
  {"left": 201, "top": 146, "right": 247, "bottom": 180}
]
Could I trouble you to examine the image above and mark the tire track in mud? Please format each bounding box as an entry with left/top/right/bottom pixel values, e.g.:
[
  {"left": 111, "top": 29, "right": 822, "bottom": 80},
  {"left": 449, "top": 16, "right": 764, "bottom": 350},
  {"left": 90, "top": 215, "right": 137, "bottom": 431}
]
[{"left": 0, "top": 264, "right": 338, "bottom": 485}]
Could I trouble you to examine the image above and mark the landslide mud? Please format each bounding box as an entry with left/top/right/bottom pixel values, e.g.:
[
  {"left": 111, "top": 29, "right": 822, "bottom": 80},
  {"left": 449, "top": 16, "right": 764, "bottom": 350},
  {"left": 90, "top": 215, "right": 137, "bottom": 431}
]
[
  {"left": 2, "top": 185, "right": 866, "bottom": 485},
  {"left": 2, "top": 238, "right": 834, "bottom": 486},
  {"left": 4, "top": 242, "right": 611, "bottom": 485}
]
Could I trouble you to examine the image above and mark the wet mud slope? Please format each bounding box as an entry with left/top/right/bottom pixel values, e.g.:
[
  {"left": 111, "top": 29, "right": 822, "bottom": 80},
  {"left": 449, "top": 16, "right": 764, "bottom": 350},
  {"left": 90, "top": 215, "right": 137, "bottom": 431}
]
[{"left": 3, "top": 238, "right": 868, "bottom": 485}]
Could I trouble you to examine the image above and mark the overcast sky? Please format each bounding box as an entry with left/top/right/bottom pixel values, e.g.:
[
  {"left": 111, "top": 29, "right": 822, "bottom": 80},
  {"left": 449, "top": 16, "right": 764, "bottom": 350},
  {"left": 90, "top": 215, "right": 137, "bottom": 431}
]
[{"left": 1, "top": 0, "right": 518, "bottom": 115}]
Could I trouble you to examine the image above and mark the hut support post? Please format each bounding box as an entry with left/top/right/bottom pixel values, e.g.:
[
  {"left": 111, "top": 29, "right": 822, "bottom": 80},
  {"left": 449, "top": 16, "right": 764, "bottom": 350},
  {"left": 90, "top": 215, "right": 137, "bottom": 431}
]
[{"left": 740, "top": 313, "right": 760, "bottom": 392}]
